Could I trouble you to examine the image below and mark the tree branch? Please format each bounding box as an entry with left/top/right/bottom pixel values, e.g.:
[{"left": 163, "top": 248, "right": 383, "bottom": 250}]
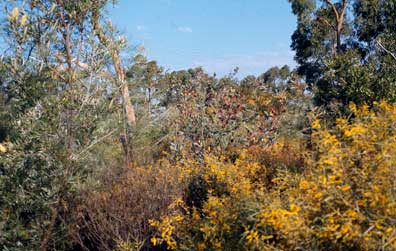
[
  {"left": 324, "top": 0, "right": 340, "bottom": 21},
  {"left": 376, "top": 39, "right": 396, "bottom": 61},
  {"left": 318, "top": 16, "right": 337, "bottom": 31},
  {"left": 70, "top": 129, "right": 117, "bottom": 161},
  {"left": 91, "top": 6, "right": 136, "bottom": 128},
  {"left": 340, "top": 0, "right": 348, "bottom": 18},
  {"left": 338, "top": 0, "right": 348, "bottom": 31}
]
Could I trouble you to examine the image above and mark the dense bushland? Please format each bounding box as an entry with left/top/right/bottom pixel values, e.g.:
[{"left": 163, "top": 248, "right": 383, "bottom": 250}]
[
  {"left": 1, "top": 0, "right": 396, "bottom": 250},
  {"left": 150, "top": 101, "right": 396, "bottom": 251}
]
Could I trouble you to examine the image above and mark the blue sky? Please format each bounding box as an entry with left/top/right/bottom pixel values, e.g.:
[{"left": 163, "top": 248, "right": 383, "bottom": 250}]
[{"left": 109, "top": 0, "right": 297, "bottom": 77}]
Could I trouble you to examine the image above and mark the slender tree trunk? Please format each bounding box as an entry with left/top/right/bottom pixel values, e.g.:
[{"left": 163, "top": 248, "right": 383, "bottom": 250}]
[
  {"left": 324, "top": 0, "right": 348, "bottom": 54},
  {"left": 91, "top": 6, "right": 136, "bottom": 166}
]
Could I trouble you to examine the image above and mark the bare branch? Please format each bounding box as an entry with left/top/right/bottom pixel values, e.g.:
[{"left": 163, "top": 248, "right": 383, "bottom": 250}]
[
  {"left": 376, "top": 39, "right": 396, "bottom": 61},
  {"left": 338, "top": 0, "right": 348, "bottom": 31},
  {"left": 340, "top": 0, "right": 348, "bottom": 18},
  {"left": 71, "top": 129, "right": 117, "bottom": 161},
  {"left": 318, "top": 16, "right": 337, "bottom": 31},
  {"left": 324, "top": 0, "right": 340, "bottom": 21},
  {"left": 323, "top": 0, "right": 348, "bottom": 55}
]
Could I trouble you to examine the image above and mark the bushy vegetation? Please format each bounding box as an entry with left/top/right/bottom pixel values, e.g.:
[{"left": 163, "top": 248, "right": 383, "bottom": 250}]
[
  {"left": 0, "top": 0, "right": 395, "bottom": 250},
  {"left": 150, "top": 101, "right": 396, "bottom": 251}
]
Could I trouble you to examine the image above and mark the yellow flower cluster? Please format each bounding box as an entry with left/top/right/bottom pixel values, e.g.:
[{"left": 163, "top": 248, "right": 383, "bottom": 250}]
[
  {"left": 8, "top": 7, "right": 28, "bottom": 26},
  {"left": 149, "top": 215, "right": 181, "bottom": 250},
  {"left": 150, "top": 101, "right": 396, "bottom": 250}
]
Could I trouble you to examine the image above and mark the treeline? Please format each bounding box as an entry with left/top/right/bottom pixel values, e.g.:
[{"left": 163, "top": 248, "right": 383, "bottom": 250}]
[{"left": 0, "top": 1, "right": 395, "bottom": 251}]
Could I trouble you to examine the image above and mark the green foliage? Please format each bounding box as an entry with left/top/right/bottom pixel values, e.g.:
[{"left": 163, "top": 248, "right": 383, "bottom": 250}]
[
  {"left": 0, "top": 0, "right": 124, "bottom": 249},
  {"left": 289, "top": 0, "right": 396, "bottom": 109},
  {"left": 150, "top": 102, "right": 396, "bottom": 251},
  {"left": 1, "top": 1, "right": 396, "bottom": 251}
]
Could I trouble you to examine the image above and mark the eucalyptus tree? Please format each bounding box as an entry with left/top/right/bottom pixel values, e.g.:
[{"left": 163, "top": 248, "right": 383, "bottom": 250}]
[
  {"left": 289, "top": 0, "right": 396, "bottom": 108},
  {"left": 0, "top": 1, "right": 136, "bottom": 249}
]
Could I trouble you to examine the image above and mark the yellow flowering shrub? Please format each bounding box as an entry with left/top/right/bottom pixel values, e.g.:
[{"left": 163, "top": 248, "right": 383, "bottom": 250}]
[
  {"left": 249, "top": 101, "right": 396, "bottom": 250},
  {"left": 150, "top": 101, "right": 396, "bottom": 250},
  {"left": 149, "top": 153, "right": 268, "bottom": 250}
]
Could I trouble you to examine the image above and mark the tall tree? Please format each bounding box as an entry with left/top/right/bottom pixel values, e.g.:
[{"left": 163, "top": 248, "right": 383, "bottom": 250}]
[
  {"left": 0, "top": 1, "right": 133, "bottom": 249},
  {"left": 289, "top": 0, "right": 396, "bottom": 108}
]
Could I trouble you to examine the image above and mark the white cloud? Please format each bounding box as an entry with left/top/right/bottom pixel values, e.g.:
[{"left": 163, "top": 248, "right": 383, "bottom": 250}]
[
  {"left": 177, "top": 26, "right": 193, "bottom": 33},
  {"left": 136, "top": 25, "right": 147, "bottom": 31},
  {"left": 193, "top": 51, "right": 296, "bottom": 77}
]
